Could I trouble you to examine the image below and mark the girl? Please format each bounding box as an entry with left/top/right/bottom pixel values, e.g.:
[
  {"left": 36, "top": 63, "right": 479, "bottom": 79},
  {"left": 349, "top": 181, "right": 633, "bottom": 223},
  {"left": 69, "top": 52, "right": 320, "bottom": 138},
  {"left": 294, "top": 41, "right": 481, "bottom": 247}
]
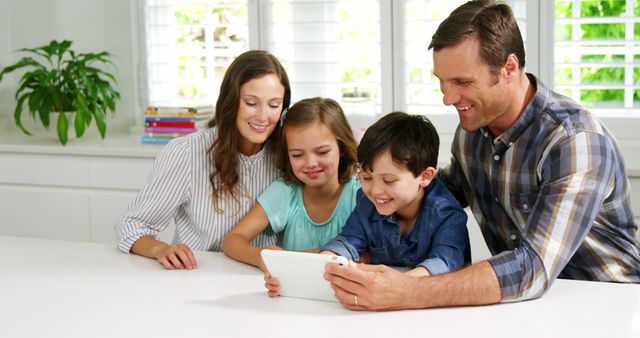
[
  {"left": 223, "top": 97, "right": 359, "bottom": 272},
  {"left": 115, "top": 50, "right": 291, "bottom": 270}
]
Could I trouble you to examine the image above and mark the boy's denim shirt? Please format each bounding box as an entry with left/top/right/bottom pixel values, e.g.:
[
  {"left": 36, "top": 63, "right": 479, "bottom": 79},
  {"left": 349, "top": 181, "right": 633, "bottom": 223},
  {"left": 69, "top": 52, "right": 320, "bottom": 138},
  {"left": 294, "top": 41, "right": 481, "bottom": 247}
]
[{"left": 321, "top": 178, "right": 470, "bottom": 275}]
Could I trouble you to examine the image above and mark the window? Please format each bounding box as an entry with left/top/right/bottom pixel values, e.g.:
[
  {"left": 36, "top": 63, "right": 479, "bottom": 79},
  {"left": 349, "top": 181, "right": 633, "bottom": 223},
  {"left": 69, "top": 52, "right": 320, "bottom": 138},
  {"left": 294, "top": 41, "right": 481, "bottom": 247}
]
[
  {"left": 264, "top": 0, "right": 382, "bottom": 119},
  {"left": 550, "top": 0, "right": 640, "bottom": 115},
  {"left": 144, "top": 0, "right": 250, "bottom": 106},
  {"left": 141, "top": 0, "right": 639, "bottom": 124}
]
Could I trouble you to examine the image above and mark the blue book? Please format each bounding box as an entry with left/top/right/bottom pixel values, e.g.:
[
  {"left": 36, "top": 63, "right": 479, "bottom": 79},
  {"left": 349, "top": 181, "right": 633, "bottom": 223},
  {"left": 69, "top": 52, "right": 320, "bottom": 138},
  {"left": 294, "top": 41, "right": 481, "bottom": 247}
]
[
  {"left": 141, "top": 136, "right": 174, "bottom": 144},
  {"left": 144, "top": 116, "right": 195, "bottom": 122}
]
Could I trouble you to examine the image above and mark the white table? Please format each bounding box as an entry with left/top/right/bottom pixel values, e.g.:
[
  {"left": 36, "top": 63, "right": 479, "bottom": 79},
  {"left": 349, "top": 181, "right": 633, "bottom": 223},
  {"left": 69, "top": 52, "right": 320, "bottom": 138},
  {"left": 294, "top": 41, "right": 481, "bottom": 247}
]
[{"left": 1, "top": 236, "right": 639, "bottom": 338}]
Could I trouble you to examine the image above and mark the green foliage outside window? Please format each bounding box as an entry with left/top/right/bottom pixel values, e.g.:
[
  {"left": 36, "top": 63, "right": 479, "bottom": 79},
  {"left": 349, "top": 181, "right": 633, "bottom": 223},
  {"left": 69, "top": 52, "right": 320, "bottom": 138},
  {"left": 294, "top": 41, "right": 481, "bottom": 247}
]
[
  {"left": 173, "top": 3, "right": 246, "bottom": 102},
  {"left": 554, "top": 0, "right": 640, "bottom": 108}
]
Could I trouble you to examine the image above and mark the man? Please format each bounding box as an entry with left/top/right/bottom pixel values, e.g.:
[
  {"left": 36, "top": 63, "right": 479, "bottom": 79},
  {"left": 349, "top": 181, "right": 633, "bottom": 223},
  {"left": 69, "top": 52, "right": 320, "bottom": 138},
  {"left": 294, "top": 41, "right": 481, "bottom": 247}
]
[{"left": 324, "top": 0, "right": 640, "bottom": 311}]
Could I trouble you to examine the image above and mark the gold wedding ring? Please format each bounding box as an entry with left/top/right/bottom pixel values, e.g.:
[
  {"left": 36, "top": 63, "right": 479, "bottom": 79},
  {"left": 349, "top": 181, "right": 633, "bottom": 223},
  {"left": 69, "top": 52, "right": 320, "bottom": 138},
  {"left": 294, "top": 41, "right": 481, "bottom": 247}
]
[{"left": 354, "top": 295, "right": 359, "bottom": 306}]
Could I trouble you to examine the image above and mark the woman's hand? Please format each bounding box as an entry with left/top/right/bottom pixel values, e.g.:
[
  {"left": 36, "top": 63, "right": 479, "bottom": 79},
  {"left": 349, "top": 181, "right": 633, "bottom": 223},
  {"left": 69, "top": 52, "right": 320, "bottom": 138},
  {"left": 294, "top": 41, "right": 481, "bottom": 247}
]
[{"left": 152, "top": 243, "right": 197, "bottom": 270}]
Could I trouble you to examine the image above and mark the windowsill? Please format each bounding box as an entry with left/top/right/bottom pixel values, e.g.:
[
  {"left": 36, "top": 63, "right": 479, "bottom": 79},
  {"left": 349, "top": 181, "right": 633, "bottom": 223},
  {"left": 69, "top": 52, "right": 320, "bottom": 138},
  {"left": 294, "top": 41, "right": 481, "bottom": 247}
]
[{"left": 0, "top": 129, "right": 163, "bottom": 158}]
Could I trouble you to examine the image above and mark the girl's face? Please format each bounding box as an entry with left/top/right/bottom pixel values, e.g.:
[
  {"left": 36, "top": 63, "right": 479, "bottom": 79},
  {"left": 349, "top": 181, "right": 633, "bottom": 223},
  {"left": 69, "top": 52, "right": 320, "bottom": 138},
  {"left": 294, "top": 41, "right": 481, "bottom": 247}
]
[
  {"left": 236, "top": 74, "right": 285, "bottom": 156},
  {"left": 285, "top": 121, "right": 341, "bottom": 189}
]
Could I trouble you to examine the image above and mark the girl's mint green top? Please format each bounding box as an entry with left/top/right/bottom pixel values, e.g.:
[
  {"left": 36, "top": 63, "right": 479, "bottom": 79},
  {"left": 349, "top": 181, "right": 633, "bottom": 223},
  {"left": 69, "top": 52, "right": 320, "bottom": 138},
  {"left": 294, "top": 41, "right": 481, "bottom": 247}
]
[{"left": 257, "top": 176, "right": 360, "bottom": 251}]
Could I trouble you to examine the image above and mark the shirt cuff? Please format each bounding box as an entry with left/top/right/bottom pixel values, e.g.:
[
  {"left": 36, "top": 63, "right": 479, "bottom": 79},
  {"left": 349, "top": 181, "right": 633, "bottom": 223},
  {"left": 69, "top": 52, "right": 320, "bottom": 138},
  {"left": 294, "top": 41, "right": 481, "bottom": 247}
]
[
  {"left": 320, "top": 237, "right": 358, "bottom": 261},
  {"left": 117, "top": 229, "right": 159, "bottom": 253},
  {"left": 419, "top": 258, "right": 449, "bottom": 275},
  {"left": 487, "top": 250, "right": 525, "bottom": 302}
]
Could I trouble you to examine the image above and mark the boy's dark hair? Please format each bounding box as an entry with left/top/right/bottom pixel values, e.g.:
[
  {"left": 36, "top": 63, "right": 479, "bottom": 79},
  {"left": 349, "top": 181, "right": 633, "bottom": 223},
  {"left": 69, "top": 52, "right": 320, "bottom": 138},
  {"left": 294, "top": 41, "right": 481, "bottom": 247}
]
[
  {"left": 358, "top": 112, "right": 439, "bottom": 177},
  {"left": 428, "top": 0, "right": 525, "bottom": 76}
]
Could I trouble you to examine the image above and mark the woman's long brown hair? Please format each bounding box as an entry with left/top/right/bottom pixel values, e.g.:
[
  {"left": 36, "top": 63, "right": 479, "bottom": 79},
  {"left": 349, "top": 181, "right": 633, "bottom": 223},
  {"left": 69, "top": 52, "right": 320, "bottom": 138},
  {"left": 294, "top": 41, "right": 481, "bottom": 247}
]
[{"left": 207, "top": 50, "right": 291, "bottom": 214}]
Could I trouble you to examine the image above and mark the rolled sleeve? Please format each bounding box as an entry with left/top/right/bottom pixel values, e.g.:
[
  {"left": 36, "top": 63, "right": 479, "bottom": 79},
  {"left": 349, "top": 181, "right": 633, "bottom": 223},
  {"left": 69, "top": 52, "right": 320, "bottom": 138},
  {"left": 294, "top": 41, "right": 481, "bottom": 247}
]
[
  {"left": 419, "top": 258, "right": 449, "bottom": 275},
  {"left": 321, "top": 236, "right": 359, "bottom": 261},
  {"left": 114, "top": 138, "right": 191, "bottom": 253}
]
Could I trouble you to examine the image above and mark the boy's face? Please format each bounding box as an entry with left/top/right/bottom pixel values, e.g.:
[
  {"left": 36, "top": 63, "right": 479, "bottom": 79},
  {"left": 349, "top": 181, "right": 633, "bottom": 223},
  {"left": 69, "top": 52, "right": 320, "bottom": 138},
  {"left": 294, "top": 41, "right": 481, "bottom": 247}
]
[{"left": 359, "top": 150, "right": 434, "bottom": 219}]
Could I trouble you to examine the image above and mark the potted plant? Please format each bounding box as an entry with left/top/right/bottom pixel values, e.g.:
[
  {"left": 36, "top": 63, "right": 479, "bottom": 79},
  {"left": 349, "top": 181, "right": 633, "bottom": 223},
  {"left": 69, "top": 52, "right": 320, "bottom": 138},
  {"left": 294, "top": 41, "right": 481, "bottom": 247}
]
[{"left": 0, "top": 39, "right": 120, "bottom": 145}]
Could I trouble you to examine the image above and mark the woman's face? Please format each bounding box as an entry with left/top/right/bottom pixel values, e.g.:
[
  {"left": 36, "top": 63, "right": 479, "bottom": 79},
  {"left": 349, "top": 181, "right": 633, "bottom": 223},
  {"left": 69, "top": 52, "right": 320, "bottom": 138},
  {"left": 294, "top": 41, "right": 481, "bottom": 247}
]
[{"left": 236, "top": 74, "right": 285, "bottom": 156}]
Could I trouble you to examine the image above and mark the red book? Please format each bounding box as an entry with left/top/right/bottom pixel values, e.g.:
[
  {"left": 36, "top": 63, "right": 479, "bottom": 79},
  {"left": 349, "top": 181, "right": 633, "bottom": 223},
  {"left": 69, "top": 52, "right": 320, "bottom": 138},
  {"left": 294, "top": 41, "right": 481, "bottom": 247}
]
[{"left": 145, "top": 120, "right": 196, "bottom": 128}]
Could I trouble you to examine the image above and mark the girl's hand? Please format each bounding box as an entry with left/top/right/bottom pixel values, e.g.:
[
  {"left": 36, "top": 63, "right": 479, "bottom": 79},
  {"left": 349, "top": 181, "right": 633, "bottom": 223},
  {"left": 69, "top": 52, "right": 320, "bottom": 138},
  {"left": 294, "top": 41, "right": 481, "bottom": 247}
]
[
  {"left": 153, "top": 243, "right": 197, "bottom": 270},
  {"left": 264, "top": 271, "right": 281, "bottom": 297}
]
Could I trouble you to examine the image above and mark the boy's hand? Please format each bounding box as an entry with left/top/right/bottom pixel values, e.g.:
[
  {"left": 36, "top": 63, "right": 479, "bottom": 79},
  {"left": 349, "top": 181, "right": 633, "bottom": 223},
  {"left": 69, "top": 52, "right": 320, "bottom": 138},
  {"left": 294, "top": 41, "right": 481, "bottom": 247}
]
[
  {"left": 320, "top": 250, "right": 336, "bottom": 255},
  {"left": 264, "top": 271, "right": 281, "bottom": 297},
  {"left": 404, "top": 266, "right": 430, "bottom": 277}
]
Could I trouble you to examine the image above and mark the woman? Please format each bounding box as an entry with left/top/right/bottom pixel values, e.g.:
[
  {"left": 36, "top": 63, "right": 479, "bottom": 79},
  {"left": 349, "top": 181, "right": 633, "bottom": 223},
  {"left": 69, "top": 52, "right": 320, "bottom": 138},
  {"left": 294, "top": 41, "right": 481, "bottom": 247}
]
[{"left": 115, "top": 50, "right": 291, "bottom": 269}]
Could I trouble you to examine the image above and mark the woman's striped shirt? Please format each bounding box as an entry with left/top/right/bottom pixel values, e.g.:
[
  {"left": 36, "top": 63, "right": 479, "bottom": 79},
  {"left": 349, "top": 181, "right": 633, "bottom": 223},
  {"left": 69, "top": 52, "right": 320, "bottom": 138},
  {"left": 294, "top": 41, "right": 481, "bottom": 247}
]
[{"left": 115, "top": 128, "right": 280, "bottom": 253}]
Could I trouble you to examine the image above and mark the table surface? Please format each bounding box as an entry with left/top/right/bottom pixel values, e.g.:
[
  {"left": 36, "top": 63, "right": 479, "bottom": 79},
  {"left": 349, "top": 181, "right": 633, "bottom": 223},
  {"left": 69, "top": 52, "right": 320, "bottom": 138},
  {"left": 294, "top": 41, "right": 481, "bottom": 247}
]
[{"left": 1, "top": 236, "right": 639, "bottom": 338}]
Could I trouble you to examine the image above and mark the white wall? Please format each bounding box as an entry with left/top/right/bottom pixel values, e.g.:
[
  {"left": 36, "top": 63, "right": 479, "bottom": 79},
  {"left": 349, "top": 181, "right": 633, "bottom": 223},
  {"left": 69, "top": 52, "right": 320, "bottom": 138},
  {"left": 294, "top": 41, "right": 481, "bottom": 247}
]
[
  {"left": 0, "top": 0, "right": 140, "bottom": 134},
  {"left": 0, "top": 0, "right": 12, "bottom": 132}
]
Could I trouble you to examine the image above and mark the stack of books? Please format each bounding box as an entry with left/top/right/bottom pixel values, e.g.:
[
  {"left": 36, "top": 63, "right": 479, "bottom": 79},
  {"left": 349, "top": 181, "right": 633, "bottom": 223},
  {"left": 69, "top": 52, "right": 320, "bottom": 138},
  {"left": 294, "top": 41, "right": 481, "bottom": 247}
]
[{"left": 141, "top": 105, "right": 214, "bottom": 144}]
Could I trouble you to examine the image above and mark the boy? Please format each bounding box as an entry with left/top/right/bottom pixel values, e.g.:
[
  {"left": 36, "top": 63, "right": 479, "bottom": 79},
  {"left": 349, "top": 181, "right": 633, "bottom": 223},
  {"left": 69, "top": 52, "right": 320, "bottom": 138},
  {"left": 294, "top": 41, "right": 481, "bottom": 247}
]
[{"left": 321, "top": 112, "right": 470, "bottom": 277}]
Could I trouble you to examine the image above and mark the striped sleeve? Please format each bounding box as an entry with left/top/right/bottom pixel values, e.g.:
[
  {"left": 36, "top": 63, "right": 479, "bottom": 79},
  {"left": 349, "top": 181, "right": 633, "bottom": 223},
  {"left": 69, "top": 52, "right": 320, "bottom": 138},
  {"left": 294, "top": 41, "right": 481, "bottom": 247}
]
[
  {"left": 488, "top": 131, "right": 615, "bottom": 301},
  {"left": 114, "top": 138, "right": 191, "bottom": 253}
]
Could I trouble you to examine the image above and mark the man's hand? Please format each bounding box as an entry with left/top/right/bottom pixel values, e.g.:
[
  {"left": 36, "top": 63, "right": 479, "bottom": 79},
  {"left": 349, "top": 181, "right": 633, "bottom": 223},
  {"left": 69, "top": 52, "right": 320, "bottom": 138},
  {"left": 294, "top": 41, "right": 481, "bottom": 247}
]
[{"left": 324, "top": 261, "right": 417, "bottom": 311}]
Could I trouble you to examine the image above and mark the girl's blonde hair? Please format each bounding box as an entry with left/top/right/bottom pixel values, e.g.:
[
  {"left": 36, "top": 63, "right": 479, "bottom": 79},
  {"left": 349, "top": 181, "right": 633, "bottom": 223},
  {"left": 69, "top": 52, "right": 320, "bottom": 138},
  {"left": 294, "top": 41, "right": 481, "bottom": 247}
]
[{"left": 275, "top": 97, "right": 357, "bottom": 186}]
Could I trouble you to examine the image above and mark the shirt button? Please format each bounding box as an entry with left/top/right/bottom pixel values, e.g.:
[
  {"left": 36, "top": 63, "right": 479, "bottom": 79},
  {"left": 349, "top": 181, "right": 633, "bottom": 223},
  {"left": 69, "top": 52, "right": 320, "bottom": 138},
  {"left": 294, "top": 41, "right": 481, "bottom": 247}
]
[
  {"left": 494, "top": 155, "right": 500, "bottom": 161},
  {"left": 510, "top": 234, "right": 517, "bottom": 240},
  {"left": 494, "top": 197, "right": 499, "bottom": 202},
  {"left": 523, "top": 203, "right": 529, "bottom": 210}
]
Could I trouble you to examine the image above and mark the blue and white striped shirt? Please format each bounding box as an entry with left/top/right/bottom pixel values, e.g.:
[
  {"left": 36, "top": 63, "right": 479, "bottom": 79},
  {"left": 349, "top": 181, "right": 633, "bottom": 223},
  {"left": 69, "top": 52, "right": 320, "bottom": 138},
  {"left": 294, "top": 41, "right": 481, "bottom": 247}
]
[
  {"left": 115, "top": 128, "right": 280, "bottom": 253},
  {"left": 439, "top": 74, "right": 640, "bottom": 302}
]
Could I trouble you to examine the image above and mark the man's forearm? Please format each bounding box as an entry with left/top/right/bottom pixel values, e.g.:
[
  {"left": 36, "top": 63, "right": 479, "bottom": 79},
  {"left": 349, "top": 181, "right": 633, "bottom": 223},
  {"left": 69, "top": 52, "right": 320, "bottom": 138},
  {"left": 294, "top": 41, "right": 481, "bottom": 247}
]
[{"left": 406, "top": 261, "right": 502, "bottom": 308}]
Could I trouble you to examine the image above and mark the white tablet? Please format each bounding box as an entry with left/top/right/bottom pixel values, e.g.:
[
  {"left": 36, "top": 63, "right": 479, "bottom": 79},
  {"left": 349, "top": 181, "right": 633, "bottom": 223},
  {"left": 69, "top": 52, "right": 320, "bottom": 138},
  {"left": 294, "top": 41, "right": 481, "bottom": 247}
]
[{"left": 261, "top": 250, "right": 348, "bottom": 302}]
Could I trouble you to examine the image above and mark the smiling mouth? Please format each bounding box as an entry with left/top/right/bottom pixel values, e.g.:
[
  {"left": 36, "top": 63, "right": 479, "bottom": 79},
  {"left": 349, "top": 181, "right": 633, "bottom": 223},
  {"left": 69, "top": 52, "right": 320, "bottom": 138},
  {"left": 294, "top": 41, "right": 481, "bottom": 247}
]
[
  {"left": 455, "top": 105, "right": 471, "bottom": 111},
  {"left": 249, "top": 122, "right": 268, "bottom": 132},
  {"left": 304, "top": 170, "right": 322, "bottom": 178},
  {"left": 375, "top": 198, "right": 391, "bottom": 205}
]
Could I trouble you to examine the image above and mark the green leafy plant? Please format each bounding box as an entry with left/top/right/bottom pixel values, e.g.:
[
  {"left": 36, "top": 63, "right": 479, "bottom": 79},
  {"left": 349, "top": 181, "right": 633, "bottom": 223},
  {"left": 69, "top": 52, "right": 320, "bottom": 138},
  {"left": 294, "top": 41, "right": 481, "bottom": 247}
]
[{"left": 0, "top": 40, "right": 120, "bottom": 145}]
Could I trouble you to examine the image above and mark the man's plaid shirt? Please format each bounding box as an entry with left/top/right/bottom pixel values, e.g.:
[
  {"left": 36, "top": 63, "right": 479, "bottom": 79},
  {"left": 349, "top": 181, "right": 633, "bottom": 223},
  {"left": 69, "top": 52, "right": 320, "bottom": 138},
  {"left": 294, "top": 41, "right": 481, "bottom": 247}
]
[{"left": 439, "top": 74, "right": 640, "bottom": 301}]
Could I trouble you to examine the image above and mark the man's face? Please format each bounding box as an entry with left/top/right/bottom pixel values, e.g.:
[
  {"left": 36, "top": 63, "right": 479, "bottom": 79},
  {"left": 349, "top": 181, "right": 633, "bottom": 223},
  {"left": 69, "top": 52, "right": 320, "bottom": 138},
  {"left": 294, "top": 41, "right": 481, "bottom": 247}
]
[{"left": 433, "top": 37, "right": 512, "bottom": 135}]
